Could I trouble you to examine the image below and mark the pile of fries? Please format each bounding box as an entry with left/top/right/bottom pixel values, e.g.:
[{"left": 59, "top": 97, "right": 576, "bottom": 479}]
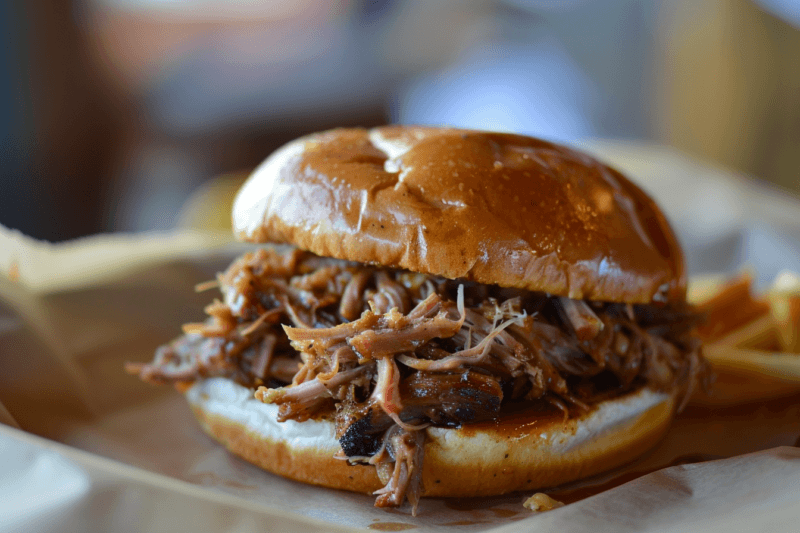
[{"left": 689, "top": 271, "right": 800, "bottom": 403}]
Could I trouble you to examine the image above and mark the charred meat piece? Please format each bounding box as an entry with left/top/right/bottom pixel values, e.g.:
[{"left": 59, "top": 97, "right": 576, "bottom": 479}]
[
  {"left": 337, "top": 405, "right": 395, "bottom": 457},
  {"left": 400, "top": 370, "right": 503, "bottom": 426},
  {"left": 336, "top": 370, "right": 502, "bottom": 457}
]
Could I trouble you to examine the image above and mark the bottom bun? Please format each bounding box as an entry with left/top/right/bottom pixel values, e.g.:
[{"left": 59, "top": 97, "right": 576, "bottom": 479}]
[{"left": 185, "top": 378, "right": 676, "bottom": 497}]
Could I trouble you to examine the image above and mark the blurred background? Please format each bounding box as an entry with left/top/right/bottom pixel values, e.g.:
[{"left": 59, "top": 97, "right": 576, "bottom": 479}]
[{"left": 1, "top": 0, "right": 799, "bottom": 243}]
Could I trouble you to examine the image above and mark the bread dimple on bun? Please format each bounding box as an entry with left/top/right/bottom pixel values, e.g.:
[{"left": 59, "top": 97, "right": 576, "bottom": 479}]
[
  {"left": 233, "top": 126, "right": 685, "bottom": 304},
  {"left": 186, "top": 378, "right": 676, "bottom": 497}
]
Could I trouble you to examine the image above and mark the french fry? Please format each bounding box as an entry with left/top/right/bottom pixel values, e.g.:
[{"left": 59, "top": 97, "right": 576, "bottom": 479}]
[
  {"left": 712, "top": 313, "right": 778, "bottom": 350},
  {"left": 767, "top": 271, "right": 800, "bottom": 353},
  {"left": 694, "top": 272, "right": 771, "bottom": 342},
  {"left": 704, "top": 344, "right": 800, "bottom": 377},
  {"left": 686, "top": 274, "right": 727, "bottom": 305},
  {"left": 695, "top": 344, "right": 800, "bottom": 404}
]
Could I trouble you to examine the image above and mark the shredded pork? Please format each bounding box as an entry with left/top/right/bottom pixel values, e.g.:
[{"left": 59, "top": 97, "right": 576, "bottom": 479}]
[{"left": 126, "top": 248, "right": 706, "bottom": 514}]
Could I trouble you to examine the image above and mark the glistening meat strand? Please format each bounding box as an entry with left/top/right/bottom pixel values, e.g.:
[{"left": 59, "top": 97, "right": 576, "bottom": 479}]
[{"left": 127, "top": 248, "right": 706, "bottom": 511}]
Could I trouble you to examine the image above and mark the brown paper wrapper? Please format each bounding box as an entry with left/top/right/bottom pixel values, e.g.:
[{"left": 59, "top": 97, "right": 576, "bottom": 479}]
[{"left": 1, "top": 225, "right": 799, "bottom": 531}]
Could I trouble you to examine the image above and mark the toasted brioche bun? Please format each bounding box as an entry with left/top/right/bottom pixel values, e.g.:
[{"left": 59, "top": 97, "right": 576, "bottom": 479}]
[
  {"left": 233, "top": 126, "right": 685, "bottom": 304},
  {"left": 186, "top": 378, "right": 676, "bottom": 497},
  {"left": 194, "top": 127, "right": 689, "bottom": 500}
]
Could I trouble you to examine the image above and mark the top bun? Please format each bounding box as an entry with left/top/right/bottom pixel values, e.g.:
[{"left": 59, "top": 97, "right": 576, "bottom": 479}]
[{"left": 233, "top": 126, "right": 685, "bottom": 304}]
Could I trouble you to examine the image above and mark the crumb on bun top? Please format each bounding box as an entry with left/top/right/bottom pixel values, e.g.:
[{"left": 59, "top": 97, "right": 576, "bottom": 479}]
[{"left": 233, "top": 126, "right": 685, "bottom": 304}]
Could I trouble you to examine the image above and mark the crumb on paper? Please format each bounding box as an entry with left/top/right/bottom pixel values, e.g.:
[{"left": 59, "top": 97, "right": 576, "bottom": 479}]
[{"left": 523, "top": 493, "right": 565, "bottom": 512}]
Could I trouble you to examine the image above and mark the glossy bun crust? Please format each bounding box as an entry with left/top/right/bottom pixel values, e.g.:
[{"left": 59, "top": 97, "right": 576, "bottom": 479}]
[
  {"left": 186, "top": 378, "right": 676, "bottom": 498},
  {"left": 233, "top": 126, "right": 686, "bottom": 304}
]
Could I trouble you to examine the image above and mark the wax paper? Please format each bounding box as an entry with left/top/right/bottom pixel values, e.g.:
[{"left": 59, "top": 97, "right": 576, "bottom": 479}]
[{"left": 1, "top": 143, "right": 799, "bottom": 532}]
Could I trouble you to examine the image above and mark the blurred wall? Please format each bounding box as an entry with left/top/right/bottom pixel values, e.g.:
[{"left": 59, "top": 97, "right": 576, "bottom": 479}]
[
  {"left": 654, "top": 0, "right": 800, "bottom": 195},
  {"left": 1, "top": 0, "right": 129, "bottom": 241},
  {"left": 1, "top": 0, "right": 798, "bottom": 241}
]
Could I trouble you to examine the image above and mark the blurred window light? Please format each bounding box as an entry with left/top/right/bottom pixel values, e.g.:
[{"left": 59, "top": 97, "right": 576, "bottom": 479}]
[
  {"left": 393, "top": 38, "right": 600, "bottom": 142},
  {"left": 753, "top": 0, "right": 800, "bottom": 28}
]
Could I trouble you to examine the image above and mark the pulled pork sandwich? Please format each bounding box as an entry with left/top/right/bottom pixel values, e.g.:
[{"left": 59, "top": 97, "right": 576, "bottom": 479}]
[{"left": 127, "top": 126, "right": 706, "bottom": 514}]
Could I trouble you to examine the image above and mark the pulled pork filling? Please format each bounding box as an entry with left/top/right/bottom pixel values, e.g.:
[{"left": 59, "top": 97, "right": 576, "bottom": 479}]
[{"left": 127, "top": 248, "right": 704, "bottom": 513}]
